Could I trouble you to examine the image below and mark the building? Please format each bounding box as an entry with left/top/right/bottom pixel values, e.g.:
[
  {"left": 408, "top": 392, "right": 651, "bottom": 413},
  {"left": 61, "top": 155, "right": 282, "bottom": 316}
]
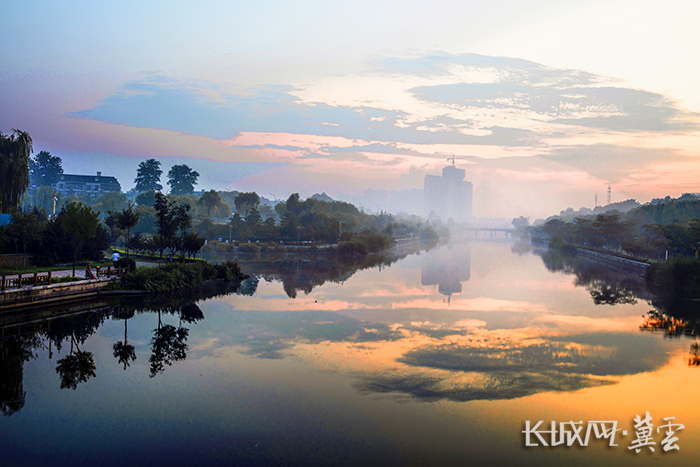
[
  {"left": 55, "top": 172, "right": 121, "bottom": 198},
  {"left": 424, "top": 163, "right": 473, "bottom": 222}
]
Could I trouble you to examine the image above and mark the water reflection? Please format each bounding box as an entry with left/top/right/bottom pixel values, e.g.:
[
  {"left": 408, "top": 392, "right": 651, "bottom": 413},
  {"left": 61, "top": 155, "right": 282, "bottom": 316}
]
[
  {"left": 536, "top": 249, "right": 650, "bottom": 305},
  {"left": 0, "top": 334, "right": 38, "bottom": 416},
  {"left": 3, "top": 240, "right": 700, "bottom": 466},
  {"left": 422, "top": 243, "right": 471, "bottom": 300},
  {"left": 149, "top": 310, "right": 189, "bottom": 378},
  {"left": 112, "top": 310, "right": 136, "bottom": 370},
  {"left": 363, "top": 333, "right": 666, "bottom": 402},
  {"left": 55, "top": 334, "right": 96, "bottom": 390},
  {"left": 533, "top": 246, "right": 700, "bottom": 373},
  {"left": 207, "top": 243, "right": 433, "bottom": 298}
]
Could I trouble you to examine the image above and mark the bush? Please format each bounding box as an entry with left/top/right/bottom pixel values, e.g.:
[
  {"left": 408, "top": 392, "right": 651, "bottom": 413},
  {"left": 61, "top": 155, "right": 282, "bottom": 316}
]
[
  {"left": 116, "top": 260, "right": 246, "bottom": 292},
  {"left": 337, "top": 230, "right": 393, "bottom": 255},
  {"left": 52, "top": 276, "right": 82, "bottom": 284},
  {"left": 237, "top": 243, "right": 260, "bottom": 254}
]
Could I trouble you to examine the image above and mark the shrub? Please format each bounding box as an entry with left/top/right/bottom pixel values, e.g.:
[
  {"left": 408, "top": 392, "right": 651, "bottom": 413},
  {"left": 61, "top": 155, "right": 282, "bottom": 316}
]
[
  {"left": 52, "top": 276, "right": 82, "bottom": 284},
  {"left": 237, "top": 243, "right": 260, "bottom": 254},
  {"left": 116, "top": 260, "right": 246, "bottom": 292}
]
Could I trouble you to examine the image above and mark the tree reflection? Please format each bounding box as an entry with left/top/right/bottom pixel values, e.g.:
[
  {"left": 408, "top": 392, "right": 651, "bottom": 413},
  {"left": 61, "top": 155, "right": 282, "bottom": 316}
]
[
  {"left": 1, "top": 335, "right": 40, "bottom": 416},
  {"left": 688, "top": 343, "right": 700, "bottom": 367},
  {"left": 587, "top": 280, "right": 638, "bottom": 305},
  {"left": 179, "top": 303, "right": 204, "bottom": 324},
  {"left": 221, "top": 244, "right": 431, "bottom": 298},
  {"left": 149, "top": 311, "right": 188, "bottom": 378},
  {"left": 536, "top": 249, "right": 649, "bottom": 306},
  {"left": 55, "top": 334, "right": 96, "bottom": 390},
  {"left": 113, "top": 317, "right": 136, "bottom": 370}
]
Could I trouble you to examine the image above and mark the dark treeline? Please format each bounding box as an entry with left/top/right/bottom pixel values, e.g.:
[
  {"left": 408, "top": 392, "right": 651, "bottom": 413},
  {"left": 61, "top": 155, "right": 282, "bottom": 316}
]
[
  {"left": 3, "top": 144, "right": 440, "bottom": 264},
  {"left": 530, "top": 197, "right": 700, "bottom": 260},
  {"left": 0, "top": 205, "right": 108, "bottom": 269}
]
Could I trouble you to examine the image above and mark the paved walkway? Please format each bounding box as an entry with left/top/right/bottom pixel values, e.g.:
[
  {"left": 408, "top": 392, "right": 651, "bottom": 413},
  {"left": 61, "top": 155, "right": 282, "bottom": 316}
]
[{"left": 2, "top": 260, "right": 157, "bottom": 281}]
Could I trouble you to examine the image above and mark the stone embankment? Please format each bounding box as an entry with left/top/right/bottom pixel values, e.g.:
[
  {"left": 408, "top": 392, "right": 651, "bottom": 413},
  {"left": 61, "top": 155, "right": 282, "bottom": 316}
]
[
  {"left": 0, "top": 278, "right": 116, "bottom": 310},
  {"left": 576, "top": 248, "right": 650, "bottom": 279}
]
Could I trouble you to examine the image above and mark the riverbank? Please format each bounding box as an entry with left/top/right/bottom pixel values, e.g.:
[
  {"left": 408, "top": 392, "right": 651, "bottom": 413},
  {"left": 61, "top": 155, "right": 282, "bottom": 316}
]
[{"left": 0, "top": 277, "right": 114, "bottom": 311}]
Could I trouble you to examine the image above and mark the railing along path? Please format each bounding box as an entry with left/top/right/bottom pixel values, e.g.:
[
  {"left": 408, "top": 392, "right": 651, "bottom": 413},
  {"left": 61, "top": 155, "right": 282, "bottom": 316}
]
[{"left": 1, "top": 266, "right": 128, "bottom": 290}]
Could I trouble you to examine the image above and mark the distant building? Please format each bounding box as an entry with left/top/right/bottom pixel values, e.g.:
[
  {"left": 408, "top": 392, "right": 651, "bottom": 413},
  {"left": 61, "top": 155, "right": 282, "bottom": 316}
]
[
  {"left": 424, "top": 164, "right": 473, "bottom": 222},
  {"left": 55, "top": 172, "right": 121, "bottom": 199}
]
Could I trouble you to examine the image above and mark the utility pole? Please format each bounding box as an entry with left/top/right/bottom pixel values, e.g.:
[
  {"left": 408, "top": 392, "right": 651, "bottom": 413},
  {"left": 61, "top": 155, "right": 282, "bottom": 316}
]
[{"left": 607, "top": 185, "right": 611, "bottom": 205}]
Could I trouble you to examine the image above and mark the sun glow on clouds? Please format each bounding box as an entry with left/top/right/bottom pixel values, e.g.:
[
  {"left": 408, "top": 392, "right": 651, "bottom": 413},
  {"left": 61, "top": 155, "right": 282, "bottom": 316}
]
[
  {"left": 6, "top": 46, "right": 700, "bottom": 210},
  {"left": 392, "top": 297, "right": 550, "bottom": 313}
]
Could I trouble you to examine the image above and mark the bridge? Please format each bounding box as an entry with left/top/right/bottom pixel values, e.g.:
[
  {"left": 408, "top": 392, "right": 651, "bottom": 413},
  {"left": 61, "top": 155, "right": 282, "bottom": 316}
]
[{"left": 464, "top": 227, "right": 517, "bottom": 238}]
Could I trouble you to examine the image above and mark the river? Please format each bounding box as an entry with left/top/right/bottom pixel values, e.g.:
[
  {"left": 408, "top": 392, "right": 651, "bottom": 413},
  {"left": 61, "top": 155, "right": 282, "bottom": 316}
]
[{"left": 1, "top": 239, "right": 699, "bottom": 466}]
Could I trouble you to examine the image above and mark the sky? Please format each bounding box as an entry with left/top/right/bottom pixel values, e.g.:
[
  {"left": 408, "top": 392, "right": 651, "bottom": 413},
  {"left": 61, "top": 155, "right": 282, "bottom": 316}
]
[{"left": 2, "top": 0, "right": 699, "bottom": 219}]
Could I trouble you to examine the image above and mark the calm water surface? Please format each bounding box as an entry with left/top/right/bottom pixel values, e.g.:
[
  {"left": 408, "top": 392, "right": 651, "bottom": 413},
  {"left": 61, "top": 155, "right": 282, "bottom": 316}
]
[{"left": 2, "top": 240, "right": 699, "bottom": 466}]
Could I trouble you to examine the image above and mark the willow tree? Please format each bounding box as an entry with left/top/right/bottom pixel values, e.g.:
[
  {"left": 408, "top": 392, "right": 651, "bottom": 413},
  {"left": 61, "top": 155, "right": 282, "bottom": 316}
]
[{"left": 0, "top": 129, "right": 33, "bottom": 213}]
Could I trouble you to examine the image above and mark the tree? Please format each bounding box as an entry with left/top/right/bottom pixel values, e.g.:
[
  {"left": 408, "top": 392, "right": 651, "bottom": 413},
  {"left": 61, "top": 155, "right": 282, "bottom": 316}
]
[
  {"left": 2, "top": 208, "right": 47, "bottom": 256},
  {"left": 59, "top": 202, "right": 100, "bottom": 276},
  {"left": 154, "top": 193, "right": 191, "bottom": 260},
  {"left": 134, "top": 205, "right": 157, "bottom": 234},
  {"left": 116, "top": 204, "right": 140, "bottom": 257},
  {"left": 154, "top": 193, "right": 178, "bottom": 260},
  {"left": 198, "top": 190, "right": 223, "bottom": 218},
  {"left": 36, "top": 186, "right": 56, "bottom": 213},
  {"left": 246, "top": 206, "right": 262, "bottom": 226},
  {"left": 167, "top": 164, "right": 199, "bottom": 195},
  {"left": 134, "top": 159, "right": 163, "bottom": 192},
  {"left": 135, "top": 190, "right": 157, "bottom": 207},
  {"left": 90, "top": 192, "right": 128, "bottom": 215},
  {"left": 182, "top": 232, "right": 206, "bottom": 259},
  {"left": 511, "top": 216, "right": 529, "bottom": 229},
  {"left": 592, "top": 213, "right": 630, "bottom": 249},
  {"left": 0, "top": 129, "right": 33, "bottom": 213},
  {"left": 234, "top": 192, "right": 260, "bottom": 217},
  {"left": 29, "top": 150, "right": 63, "bottom": 187}
]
